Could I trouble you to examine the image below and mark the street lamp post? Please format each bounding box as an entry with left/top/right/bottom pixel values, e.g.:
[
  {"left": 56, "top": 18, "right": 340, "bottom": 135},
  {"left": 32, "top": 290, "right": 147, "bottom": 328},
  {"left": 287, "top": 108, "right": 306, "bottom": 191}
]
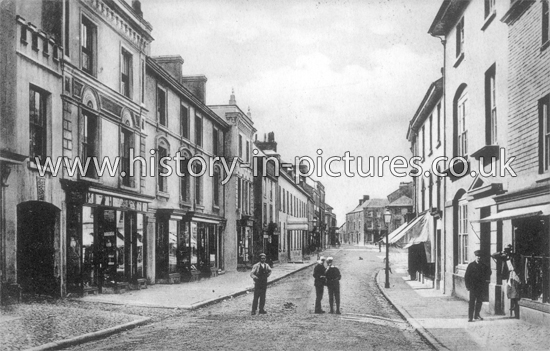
[{"left": 383, "top": 209, "right": 392, "bottom": 289}]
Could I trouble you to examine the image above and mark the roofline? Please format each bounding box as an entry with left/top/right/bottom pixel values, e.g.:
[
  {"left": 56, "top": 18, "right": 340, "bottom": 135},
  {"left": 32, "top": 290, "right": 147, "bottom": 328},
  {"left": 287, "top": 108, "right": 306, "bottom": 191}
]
[
  {"left": 406, "top": 77, "right": 443, "bottom": 141},
  {"left": 146, "top": 57, "right": 229, "bottom": 130}
]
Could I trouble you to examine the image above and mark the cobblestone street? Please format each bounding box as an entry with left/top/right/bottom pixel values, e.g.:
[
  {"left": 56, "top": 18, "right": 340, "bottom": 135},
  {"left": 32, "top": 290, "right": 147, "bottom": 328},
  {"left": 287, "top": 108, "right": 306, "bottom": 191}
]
[{"left": 66, "top": 247, "right": 429, "bottom": 351}]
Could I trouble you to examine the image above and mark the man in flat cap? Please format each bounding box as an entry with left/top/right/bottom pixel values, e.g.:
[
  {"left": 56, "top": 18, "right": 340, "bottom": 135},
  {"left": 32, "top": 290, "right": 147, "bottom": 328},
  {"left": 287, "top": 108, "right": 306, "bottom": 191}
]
[
  {"left": 464, "top": 250, "right": 491, "bottom": 322},
  {"left": 313, "top": 256, "right": 327, "bottom": 314},
  {"left": 325, "top": 257, "right": 342, "bottom": 314},
  {"left": 250, "top": 253, "right": 271, "bottom": 315}
]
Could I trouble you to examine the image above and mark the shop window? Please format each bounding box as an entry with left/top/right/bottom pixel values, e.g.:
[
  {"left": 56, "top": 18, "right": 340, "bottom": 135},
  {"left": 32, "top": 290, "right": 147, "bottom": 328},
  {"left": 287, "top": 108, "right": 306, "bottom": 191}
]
[
  {"left": 81, "top": 16, "right": 96, "bottom": 75},
  {"left": 29, "top": 86, "right": 49, "bottom": 163}
]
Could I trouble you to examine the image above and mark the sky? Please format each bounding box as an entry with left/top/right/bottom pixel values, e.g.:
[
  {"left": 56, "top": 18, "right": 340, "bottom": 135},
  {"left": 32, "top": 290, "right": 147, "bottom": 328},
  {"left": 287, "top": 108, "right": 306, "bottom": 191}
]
[{"left": 140, "top": 0, "right": 443, "bottom": 223}]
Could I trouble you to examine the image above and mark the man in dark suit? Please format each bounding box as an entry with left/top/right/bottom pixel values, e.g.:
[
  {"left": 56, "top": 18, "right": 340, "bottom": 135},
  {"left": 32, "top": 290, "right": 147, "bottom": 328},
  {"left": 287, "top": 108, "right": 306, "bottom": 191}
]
[
  {"left": 313, "top": 256, "right": 327, "bottom": 314},
  {"left": 464, "top": 250, "right": 491, "bottom": 322},
  {"left": 250, "top": 253, "right": 272, "bottom": 315},
  {"left": 325, "top": 257, "right": 342, "bottom": 314}
]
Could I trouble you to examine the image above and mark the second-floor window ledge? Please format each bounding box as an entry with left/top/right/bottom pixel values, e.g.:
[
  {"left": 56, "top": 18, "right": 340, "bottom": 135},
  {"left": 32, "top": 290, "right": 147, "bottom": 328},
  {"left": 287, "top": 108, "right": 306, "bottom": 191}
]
[
  {"left": 481, "top": 11, "right": 496, "bottom": 31},
  {"left": 453, "top": 52, "right": 465, "bottom": 68},
  {"left": 156, "top": 191, "right": 170, "bottom": 199}
]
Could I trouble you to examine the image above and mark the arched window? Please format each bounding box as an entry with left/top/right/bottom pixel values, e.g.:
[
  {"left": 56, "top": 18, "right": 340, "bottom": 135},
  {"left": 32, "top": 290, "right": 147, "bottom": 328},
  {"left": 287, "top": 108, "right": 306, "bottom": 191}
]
[
  {"left": 179, "top": 149, "right": 192, "bottom": 202},
  {"left": 192, "top": 160, "right": 203, "bottom": 205},
  {"left": 157, "top": 138, "right": 170, "bottom": 193},
  {"left": 454, "top": 86, "right": 468, "bottom": 157}
]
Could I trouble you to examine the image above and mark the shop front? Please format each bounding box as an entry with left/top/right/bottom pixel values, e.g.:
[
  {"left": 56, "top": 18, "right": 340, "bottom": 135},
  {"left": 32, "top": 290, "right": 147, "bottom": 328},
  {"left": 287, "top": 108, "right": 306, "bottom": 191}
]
[
  {"left": 155, "top": 211, "right": 224, "bottom": 282},
  {"left": 64, "top": 182, "right": 151, "bottom": 295},
  {"left": 237, "top": 216, "right": 254, "bottom": 266}
]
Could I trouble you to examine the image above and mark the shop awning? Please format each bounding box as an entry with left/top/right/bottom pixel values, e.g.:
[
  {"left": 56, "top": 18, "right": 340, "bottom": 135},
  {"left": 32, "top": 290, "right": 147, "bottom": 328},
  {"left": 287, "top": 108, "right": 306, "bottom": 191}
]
[
  {"left": 388, "top": 213, "right": 427, "bottom": 245},
  {"left": 385, "top": 221, "right": 409, "bottom": 242},
  {"left": 287, "top": 218, "right": 309, "bottom": 230},
  {"left": 472, "top": 204, "right": 550, "bottom": 223}
]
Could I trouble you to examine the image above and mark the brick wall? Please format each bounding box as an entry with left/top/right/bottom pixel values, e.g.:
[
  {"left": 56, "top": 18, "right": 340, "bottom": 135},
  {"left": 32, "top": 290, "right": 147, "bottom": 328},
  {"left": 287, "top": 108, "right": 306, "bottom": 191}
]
[{"left": 508, "top": 3, "right": 550, "bottom": 175}]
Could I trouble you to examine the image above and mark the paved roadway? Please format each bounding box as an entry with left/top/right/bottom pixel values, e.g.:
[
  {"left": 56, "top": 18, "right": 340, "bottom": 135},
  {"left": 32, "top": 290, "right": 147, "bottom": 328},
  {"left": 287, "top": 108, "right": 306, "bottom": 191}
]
[{"left": 66, "top": 246, "right": 431, "bottom": 350}]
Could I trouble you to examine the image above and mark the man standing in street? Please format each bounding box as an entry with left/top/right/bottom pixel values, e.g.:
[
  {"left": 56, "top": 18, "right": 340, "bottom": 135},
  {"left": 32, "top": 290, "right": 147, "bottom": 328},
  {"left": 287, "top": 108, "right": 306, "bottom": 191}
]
[
  {"left": 325, "top": 257, "right": 341, "bottom": 314},
  {"left": 313, "top": 256, "right": 327, "bottom": 314},
  {"left": 464, "top": 250, "right": 491, "bottom": 322},
  {"left": 250, "top": 253, "right": 271, "bottom": 315}
]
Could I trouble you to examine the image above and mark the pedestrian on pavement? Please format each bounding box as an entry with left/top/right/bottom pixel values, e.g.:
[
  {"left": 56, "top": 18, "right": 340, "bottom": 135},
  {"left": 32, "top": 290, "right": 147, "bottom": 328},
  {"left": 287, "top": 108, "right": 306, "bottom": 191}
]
[
  {"left": 250, "top": 253, "right": 271, "bottom": 315},
  {"left": 325, "top": 257, "right": 341, "bottom": 314},
  {"left": 378, "top": 241, "right": 381, "bottom": 252},
  {"left": 313, "top": 256, "right": 327, "bottom": 314},
  {"left": 492, "top": 244, "right": 521, "bottom": 318},
  {"left": 464, "top": 250, "right": 492, "bottom": 322}
]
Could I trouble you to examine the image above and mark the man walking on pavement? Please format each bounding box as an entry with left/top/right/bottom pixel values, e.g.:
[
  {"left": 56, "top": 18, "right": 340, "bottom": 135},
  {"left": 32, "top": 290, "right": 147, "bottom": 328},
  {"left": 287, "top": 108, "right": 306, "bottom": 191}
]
[
  {"left": 313, "top": 256, "right": 327, "bottom": 314},
  {"left": 464, "top": 250, "right": 491, "bottom": 322},
  {"left": 250, "top": 253, "right": 271, "bottom": 315},
  {"left": 325, "top": 257, "right": 341, "bottom": 314}
]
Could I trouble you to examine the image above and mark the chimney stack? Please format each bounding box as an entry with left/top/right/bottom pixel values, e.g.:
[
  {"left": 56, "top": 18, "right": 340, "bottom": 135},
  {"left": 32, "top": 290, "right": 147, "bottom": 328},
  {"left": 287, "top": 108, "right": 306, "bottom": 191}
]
[{"left": 132, "top": 0, "right": 143, "bottom": 18}]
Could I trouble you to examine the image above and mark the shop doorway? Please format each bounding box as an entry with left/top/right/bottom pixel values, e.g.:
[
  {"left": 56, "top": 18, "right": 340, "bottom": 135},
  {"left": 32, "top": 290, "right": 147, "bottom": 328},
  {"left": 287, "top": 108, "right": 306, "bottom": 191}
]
[{"left": 17, "top": 201, "right": 60, "bottom": 296}]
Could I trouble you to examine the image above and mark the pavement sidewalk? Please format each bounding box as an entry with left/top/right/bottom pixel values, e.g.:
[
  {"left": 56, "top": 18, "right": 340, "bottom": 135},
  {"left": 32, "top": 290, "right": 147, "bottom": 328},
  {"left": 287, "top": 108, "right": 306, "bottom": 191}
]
[
  {"left": 75, "top": 257, "right": 319, "bottom": 309},
  {"left": 377, "top": 258, "right": 549, "bottom": 351},
  {"left": 1, "top": 253, "right": 328, "bottom": 351}
]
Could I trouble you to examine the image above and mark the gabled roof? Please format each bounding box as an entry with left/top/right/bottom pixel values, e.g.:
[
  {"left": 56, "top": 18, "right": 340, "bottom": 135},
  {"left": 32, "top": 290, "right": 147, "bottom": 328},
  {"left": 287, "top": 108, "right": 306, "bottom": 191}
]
[
  {"left": 387, "top": 195, "right": 413, "bottom": 207},
  {"left": 428, "top": 0, "right": 471, "bottom": 36},
  {"left": 347, "top": 198, "right": 389, "bottom": 214}
]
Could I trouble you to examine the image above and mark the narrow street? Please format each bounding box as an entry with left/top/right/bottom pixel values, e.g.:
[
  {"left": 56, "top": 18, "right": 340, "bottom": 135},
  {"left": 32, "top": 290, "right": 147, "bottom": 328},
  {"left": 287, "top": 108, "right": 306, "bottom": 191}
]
[{"left": 66, "top": 246, "right": 430, "bottom": 350}]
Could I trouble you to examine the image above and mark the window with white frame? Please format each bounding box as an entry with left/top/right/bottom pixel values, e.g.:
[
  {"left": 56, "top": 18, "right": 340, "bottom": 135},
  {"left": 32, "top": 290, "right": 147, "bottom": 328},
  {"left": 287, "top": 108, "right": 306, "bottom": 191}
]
[
  {"left": 81, "top": 16, "right": 96, "bottom": 75},
  {"left": 121, "top": 48, "right": 132, "bottom": 98},
  {"left": 543, "top": 0, "right": 549, "bottom": 45},
  {"left": 540, "top": 95, "right": 550, "bottom": 173},
  {"left": 457, "top": 92, "right": 468, "bottom": 157},
  {"left": 484, "top": 0, "right": 495, "bottom": 19},
  {"left": 456, "top": 17, "right": 464, "bottom": 58},
  {"left": 29, "top": 86, "right": 49, "bottom": 162},
  {"left": 458, "top": 202, "right": 468, "bottom": 264},
  {"left": 157, "top": 87, "right": 167, "bottom": 127},
  {"left": 486, "top": 65, "right": 497, "bottom": 145}
]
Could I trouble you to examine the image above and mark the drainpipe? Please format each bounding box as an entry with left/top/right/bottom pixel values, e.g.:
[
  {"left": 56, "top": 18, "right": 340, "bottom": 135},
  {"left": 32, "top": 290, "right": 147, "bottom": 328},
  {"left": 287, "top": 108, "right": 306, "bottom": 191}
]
[{"left": 432, "top": 34, "right": 446, "bottom": 294}]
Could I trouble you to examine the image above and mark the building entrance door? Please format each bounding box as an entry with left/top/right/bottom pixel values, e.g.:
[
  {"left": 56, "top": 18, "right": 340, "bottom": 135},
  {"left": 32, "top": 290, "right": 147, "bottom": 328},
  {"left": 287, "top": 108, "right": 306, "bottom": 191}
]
[{"left": 17, "top": 201, "right": 59, "bottom": 296}]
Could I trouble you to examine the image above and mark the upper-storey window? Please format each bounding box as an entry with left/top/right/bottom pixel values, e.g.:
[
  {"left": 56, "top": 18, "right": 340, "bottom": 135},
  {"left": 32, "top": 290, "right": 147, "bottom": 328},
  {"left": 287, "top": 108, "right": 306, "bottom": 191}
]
[
  {"left": 486, "top": 65, "right": 497, "bottom": 145},
  {"left": 180, "top": 104, "right": 189, "bottom": 139},
  {"left": 195, "top": 115, "right": 203, "bottom": 147},
  {"left": 121, "top": 49, "right": 132, "bottom": 98},
  {"left": 239, "top": 134, "right": 243, "bottom": 158},
  {"left": 456, "top": 17, "right": 464, "bottom": 58},
  {"left": 81, "top": 110, "right": 98, "bottom": 178},
  {"left": 157, "top": 87, "right": 166, "bottom": 127},
  {"left": 213, "top": 127, "right": 219, "bottom": 155},
  {"left": 81, "top": 16, "right": 96, "bottom": 75},
  {"left": 437, "top": 103, "right": 441, "bottom": 145},
  {"left": 540, "top": 95, "right": 550, "bottom": 173},
  {"left": 157, "top": 145, "right": 168, "bottom": 192},
  {"left": 29, "top": 86, "right": 49, "bottom": 162},
  {"left": 543, "top": 0, "right": 550, "bottom": 45},
  {"left": 457, "top": 91, "right": 468, "bottom": 157},
  {"left": 484, "top": 0, "right": 495, "bottom": 19},
  {"left": 120, "top": 126, "right": 134, "bottom": 187}
]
